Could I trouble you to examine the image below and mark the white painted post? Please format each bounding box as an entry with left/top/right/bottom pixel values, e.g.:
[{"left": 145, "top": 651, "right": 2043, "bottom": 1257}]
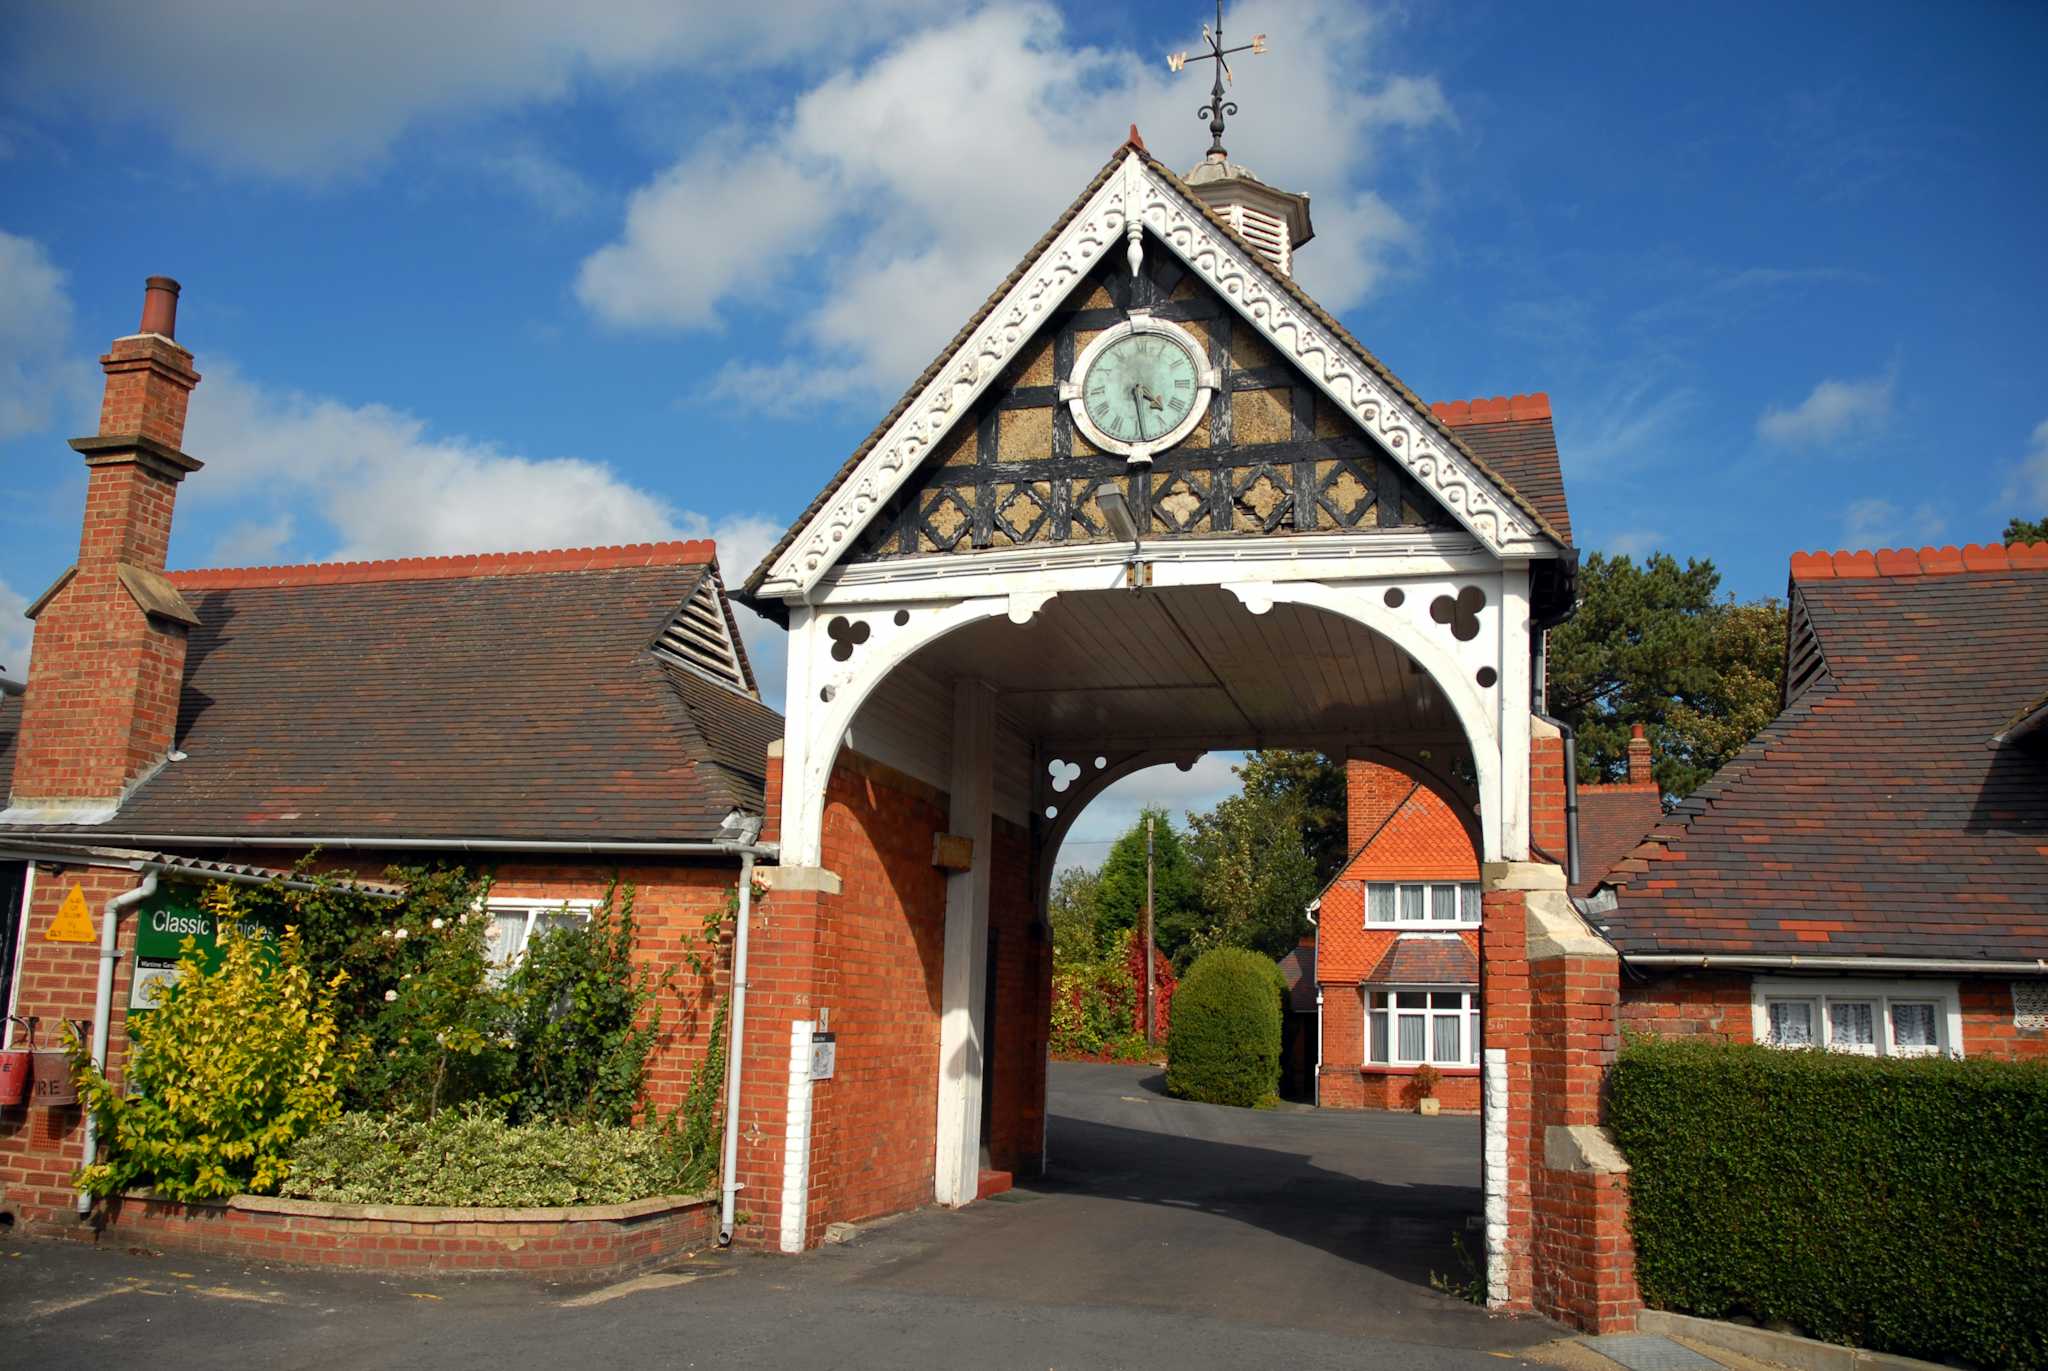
[
  {"left": 934, "top": 678, "right": 997, "bottom": 1206},
  {"left": 779, "top": 1018, "right": 817, "bottom": 1253}
]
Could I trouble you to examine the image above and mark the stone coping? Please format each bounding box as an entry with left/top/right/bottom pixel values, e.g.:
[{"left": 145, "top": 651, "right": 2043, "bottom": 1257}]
[{"left": 122, "top": 1190, "right": 715, "bottom": 1225}]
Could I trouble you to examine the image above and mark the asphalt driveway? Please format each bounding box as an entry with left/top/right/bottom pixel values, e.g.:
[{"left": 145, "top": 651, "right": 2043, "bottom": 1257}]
[{"left": 0, "top": 1061, "right": 1554, "bottom": 1369}]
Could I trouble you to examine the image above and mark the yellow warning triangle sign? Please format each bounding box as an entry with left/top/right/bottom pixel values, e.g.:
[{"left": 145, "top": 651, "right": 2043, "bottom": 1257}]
[{"left": 47, "top": 884, "right": 96, "bottom": 943}]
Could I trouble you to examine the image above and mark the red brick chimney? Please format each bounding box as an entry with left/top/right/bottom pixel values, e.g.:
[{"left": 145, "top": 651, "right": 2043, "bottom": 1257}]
[
  {"left": 1345, "top": 758, "right": 1416, "bottom": 848},
  {"left": 4, "top": 278, "right": 203, "bottom": 821},
  {"left": 1627, "top": 724, "right": 1654, "bottom": 786}
]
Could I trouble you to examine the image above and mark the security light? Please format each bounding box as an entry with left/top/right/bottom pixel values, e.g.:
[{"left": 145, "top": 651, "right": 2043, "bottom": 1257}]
[{"left": 1097, "top": 488, "right": 1138, "bottom": 543}]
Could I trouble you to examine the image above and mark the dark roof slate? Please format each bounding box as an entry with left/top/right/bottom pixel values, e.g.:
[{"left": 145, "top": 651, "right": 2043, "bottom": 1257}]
[
  {"left": 1, "top": 550, "right": 783, "bottom": 847},
  {"left": 1277, "top": 943, "right": 1317, "bottom": 1014},
  {"left": 1433, "top": 397, "right": 1572, "bottom": 546},
  {"left": 1600, "top": 546, "right": 2048, "bottom": 962},
  {"left": 1572, "top": 783, "right": 1663, "bottom": 899},
  {"left": 1364, "top": 936, "right": 1478, "bottom": 986}
]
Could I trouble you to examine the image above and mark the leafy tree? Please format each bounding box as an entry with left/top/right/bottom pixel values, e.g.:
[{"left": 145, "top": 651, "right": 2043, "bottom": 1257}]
[
  {"left": 2006, "top": 514, "right": 2047, "bottom": 542},
  {"left": 1547, "top": 551, "right": 1786, "bottom": 798},
  {"left": 1183, "top": 785, "right": 1319, "bottom": 964},
  {"left": 1048, "top": 865, "right": 1101, "bottom": 969},
  {"left": 1236, "top": 749, "right": 1347, "bottom": 883},
  {"left": 1092, "top": 805, "right": 1199, "bottom": 960}
]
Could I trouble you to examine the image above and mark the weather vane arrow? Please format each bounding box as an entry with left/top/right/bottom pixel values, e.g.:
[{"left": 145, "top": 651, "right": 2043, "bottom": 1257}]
[{"left": 1167, "top": 1, "right": 1268, "bottom": 159}]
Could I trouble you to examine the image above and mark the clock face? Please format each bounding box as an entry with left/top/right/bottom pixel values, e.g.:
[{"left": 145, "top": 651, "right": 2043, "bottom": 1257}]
[{"left": 1080, "top": 331, "right": 1203, "bottom": 448}]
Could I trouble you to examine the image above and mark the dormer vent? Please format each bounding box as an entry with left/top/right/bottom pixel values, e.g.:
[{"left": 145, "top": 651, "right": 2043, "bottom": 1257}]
[{"left": 654, "top": 568, "right": 752, "bottom": 695}]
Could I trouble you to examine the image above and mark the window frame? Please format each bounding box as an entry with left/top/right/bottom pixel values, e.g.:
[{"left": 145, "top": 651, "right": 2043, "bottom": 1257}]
[
  {"left": 484, "top": 897, "right": 599, "bottom": 981},
  {"left": 1750, "top": 977, "right": 1962, "bottom": 1058},
  {"left": 1364, "top": 880, "right": 1482, "bottom": 929},
  {"left": 1363, "top": 985, "right": 1482, "bottom": 1068}
]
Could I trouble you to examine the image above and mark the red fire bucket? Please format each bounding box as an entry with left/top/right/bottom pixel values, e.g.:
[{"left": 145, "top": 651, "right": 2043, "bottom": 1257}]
[{"left": 0, "top": 1050, "right": 30, "bottom": 1108}]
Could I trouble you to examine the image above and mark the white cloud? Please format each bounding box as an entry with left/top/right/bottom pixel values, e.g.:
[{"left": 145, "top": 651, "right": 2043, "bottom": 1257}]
[
  {"left": 0, "top": 230, "right": 94, "bottom": 441},
  {"left": 1604, "top": 528, "right": 1665, "bottom": 558},
  {"left": 8, "top": 2, "right": 947, "bottom": 182},
  {"left": 1758, "top": 370, "right": 1895, "bottom": 447},
  {"left": 1840, "top": 497, "right": 1945, "bottom": 549},
  {"left": 0, "top": 578, "right": 31, "bottom": 679},
  {"left": 1554, "top": 371, "right": 1698, "bottom": 474},
  {"left": 579, "top": 1, "right": 1454, "bottom": 400},
  {"left": 2002, "top": 418, "right": 2048, "bottom": 517},
  {"left": 177, "top": 364, "right": 791, "bottom": 706},
  {"left": 1052, "top": 752, "right": 1245, "bottom": 873},
  {"left": 478, "top": 146, "right": 599, "bottom": 220}
]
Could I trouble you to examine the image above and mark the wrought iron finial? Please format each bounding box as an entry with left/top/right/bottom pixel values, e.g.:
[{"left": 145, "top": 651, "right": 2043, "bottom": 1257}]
[{"left": 1166, "top": 0, "right": 1267, "bottom": 159}]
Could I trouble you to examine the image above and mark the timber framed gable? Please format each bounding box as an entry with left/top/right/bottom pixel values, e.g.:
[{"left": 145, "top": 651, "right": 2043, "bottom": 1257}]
[{"left": 747, "top": 143, "right": 1565, "bottom": 603}]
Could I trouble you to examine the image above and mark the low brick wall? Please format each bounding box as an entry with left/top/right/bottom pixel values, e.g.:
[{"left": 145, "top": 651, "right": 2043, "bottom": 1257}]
[{"left": 91, "top": 1191, "right": 717, "bottom": 1278}]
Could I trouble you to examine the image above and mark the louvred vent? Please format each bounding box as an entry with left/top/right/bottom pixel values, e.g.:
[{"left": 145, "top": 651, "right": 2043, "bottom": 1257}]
[
  {"left": 1232, "top": 204, "right": 1289, "bottom": 273},
  {"left": 653, "top": 568, "right": 752, "bottom": 695}
]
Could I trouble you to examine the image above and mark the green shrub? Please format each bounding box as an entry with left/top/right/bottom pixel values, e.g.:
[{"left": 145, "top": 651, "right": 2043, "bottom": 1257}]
[
  {"left": 1609, "top": 1038, "right": 2048, "bottom": 1369},
  {"left": 1164, "top": 947, "right": 1281, "bottom": 1107},
  {"left": 500, "top": 881, "right": 666, "bottom": 1125},
  {"left": 282, "top": 1104, "right": 708, "bottom": 1208},
  {"left": 72, "top": 903, "right": 357, "bottom": 1200}
]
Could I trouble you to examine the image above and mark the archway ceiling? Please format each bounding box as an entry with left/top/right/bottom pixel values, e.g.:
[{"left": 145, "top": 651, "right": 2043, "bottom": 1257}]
[{"left": 897, "top": 585, "right": 1465, "bottom": 753}]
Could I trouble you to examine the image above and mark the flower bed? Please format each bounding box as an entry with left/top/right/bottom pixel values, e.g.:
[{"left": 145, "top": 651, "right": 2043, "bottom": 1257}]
[{"left": 94, "top": 1188, "right": 716, "bottom": 1278}]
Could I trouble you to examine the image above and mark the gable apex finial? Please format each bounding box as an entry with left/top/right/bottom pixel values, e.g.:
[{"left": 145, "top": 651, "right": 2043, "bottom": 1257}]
[{"left": 1126, "top": 123, "right": 1147, "bottom": 153}]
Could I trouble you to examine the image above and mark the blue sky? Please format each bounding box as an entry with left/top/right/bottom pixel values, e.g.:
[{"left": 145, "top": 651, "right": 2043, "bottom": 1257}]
[{"left": 4, "top": 2, "right": 2045, "bottom": 859}]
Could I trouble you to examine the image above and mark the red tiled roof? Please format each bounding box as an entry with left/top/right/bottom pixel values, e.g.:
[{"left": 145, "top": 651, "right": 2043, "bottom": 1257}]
[
  {"left": 1599, "top": 546, "right": 2048, "bottom": 963},
  {"left": 1431, "top": 395, "right": 1572, "bottom": 546},
  {"left": 1364, "top": 936, "right": 1477, "bottom": 986},
  {"left": 1572, "top": 783, "right": 1663, "bottom": 899},
  {"left": 1, "top": 551, "right": 780, "bottom": 847}
]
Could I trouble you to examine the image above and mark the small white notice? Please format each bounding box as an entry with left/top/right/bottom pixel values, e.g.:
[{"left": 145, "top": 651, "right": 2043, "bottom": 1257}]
[{"left": 809, "top": 1032, "right": 836, "bottom": 1081}]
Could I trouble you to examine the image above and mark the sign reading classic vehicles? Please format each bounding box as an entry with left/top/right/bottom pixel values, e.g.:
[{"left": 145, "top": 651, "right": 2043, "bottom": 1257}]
[{"left": 129, "top": 888, "right": 272, "bottom": 1012}]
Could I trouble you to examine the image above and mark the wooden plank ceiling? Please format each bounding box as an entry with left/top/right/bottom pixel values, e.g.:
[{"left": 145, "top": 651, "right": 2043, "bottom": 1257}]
[{"left": 889, "top": 586, "right": 1466, "bottom": 752}]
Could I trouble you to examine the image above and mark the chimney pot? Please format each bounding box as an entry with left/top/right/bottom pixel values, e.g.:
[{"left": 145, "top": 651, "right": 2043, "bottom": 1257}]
[
  {"left": 140, "top": 276, "right": 181, "bottom": 338},
  {"left": 1626, "top": 725, "right": 1654, "bottom": 785}
]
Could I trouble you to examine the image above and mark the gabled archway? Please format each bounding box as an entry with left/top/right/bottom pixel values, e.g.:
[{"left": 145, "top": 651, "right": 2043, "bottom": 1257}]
[{"left": 734, "top": 139, "right": 1635, "bottom": 1332}]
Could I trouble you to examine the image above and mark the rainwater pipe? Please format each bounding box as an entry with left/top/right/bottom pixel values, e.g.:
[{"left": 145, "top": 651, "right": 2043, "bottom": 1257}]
[
  {"left": 81, "top": 867, "right": 159, "bottom": 1213},
  {"left": 717, "top": 848, "right": 758, "bottom": 1247}
]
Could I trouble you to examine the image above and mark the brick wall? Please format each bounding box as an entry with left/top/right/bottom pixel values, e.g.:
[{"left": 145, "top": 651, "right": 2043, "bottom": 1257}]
[
  {"left": 1620, "top": 971, "right": 1752, "bottom": 1041},
  {"left": 91, "top": 1191, "right": 714, "bottom": 1278},
  {"left": 1626, "top": 970, "right": 2048, "bottom": 1060},
  {"left": 1, "top": 863, "right": 142, "bottom": 1229},
  {"left": 1528, "top": 730, "right": 1569, "bottom": 869}
]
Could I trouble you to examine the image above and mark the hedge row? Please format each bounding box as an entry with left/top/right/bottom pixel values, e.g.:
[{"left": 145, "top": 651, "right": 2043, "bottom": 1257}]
[{"left": 1608, "top": 1038, "right": 2048, "bottom": 1369}]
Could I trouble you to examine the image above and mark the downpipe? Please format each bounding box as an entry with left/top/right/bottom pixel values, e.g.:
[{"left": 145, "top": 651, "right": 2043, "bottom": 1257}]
[
  {"left": 718, "top": 852, "right": 756, "bottom": 1247},
  {"left": 82, "top": 867, "right": 159, "bottom": 1215}
]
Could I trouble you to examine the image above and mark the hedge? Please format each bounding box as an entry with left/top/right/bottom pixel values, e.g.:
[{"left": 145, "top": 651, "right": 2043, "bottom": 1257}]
[
  {"left": 1608, "top": 1038, "right": 2048, "bottom": 1369},
  {"left": 282, "top": 1105, "right": 705, "bottom": 1208},
  {"left": 1164, "top": 947, "right": 1282, "bottom": 1107}
]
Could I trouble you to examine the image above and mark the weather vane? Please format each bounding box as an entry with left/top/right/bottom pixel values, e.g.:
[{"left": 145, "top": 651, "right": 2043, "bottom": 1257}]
[{"left": 1167, "top": 1, "right": 1268, "bottom": 159}]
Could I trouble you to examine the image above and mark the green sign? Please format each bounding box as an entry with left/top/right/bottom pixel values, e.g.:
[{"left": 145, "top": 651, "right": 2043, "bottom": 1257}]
[{"left": 128, "top": 885, "right": 273, "bottom": 1013}]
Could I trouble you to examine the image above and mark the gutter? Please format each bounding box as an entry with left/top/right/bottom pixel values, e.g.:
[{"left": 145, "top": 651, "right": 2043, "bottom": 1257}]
[
  {"left": 14, "top": 834, "right": 768, "bottom": 856},
  {"left": 1624, "top": 953, "right": 2048, "bottom": 975}
]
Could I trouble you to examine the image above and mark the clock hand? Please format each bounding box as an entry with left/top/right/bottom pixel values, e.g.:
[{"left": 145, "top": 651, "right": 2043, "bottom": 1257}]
[{"left": 1131, "top": 384, "right": 1147, "bottom": 441}]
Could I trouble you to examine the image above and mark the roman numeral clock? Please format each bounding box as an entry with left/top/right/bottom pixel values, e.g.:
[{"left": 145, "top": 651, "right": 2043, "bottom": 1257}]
[{"left": 1060, "top": 312, "right": 1219, "bottom": 466}]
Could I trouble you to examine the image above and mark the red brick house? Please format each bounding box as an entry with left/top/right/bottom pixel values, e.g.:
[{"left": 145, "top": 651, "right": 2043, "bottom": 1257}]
[
  {"left": 0, "top": 280, "right": 781, "bottom": 1231},
  {"left": 1312, "top": 758, "right": 1483, "bottom": 1111},
  {"left": 1590, "top": 544, "right": 2048, "bottom": 1058}
]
